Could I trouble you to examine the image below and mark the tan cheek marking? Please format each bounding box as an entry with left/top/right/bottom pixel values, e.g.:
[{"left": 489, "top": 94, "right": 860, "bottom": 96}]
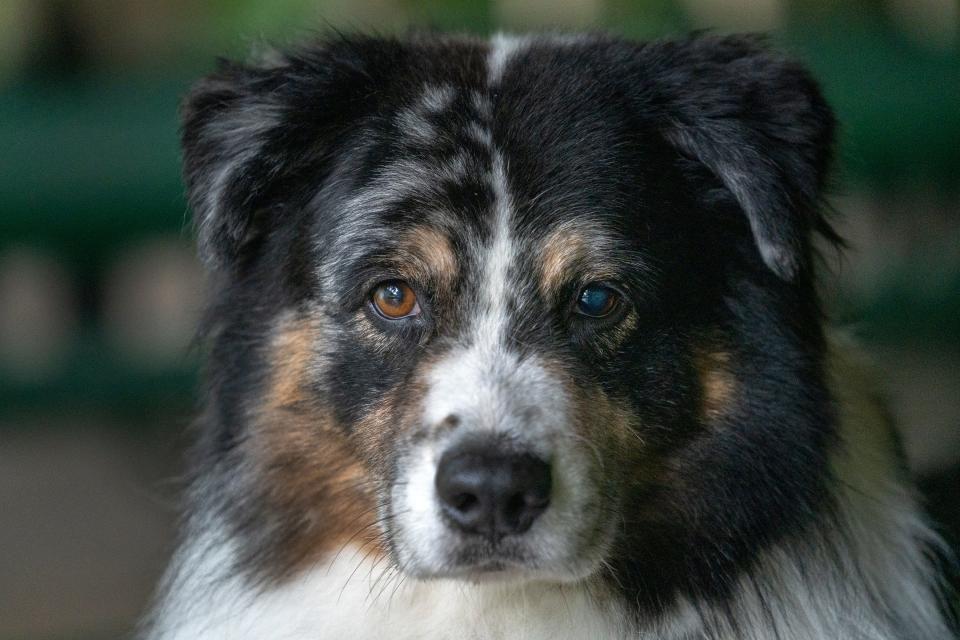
[
  {"left": 249, "top": 312, "right": 384, "bottom": 577},
  {"left": 263, "top": 314, "right": 319, "bottom": 411},
  {"left": 696, "top": 350, "right": 737, "bottom": 420}
]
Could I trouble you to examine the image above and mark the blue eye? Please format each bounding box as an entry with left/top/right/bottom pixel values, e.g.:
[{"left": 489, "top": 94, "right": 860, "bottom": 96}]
[{"left": 575, "top": 284, "right": 619, "bottom": 318}]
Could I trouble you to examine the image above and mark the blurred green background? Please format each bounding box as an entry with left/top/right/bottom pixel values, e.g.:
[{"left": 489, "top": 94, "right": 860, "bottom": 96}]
[{"left": 1, "top": 1, "right": 958, "bottom": 638}]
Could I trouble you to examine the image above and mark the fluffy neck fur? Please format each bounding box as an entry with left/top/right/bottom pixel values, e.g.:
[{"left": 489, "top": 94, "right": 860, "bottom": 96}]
[{"left": 141, "top": 343, "right": 954, "bottom": 640}]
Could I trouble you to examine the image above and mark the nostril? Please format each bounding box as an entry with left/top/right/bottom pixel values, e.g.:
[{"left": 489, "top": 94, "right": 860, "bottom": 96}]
[
  {"left": 435, "top": 452, "right": 496, "bottom": 535},
  {"left": 453, "top": 492, "right": 478, "bottom": 513},
  {"left": 502, "top": 456, "right": 551, "bottom": 533},
  {"left": 502, "top": 493, "right": 528, "bottom": 528}
]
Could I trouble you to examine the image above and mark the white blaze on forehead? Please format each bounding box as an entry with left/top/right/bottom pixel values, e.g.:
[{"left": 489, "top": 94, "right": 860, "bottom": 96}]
[
  {"left": 473, "top": 151, "right": 515, "bottom": 352},
  {"left": 419, "top": 152, "right": 565, "bottom": 438},
  {"left": 417, "top": 35, "right": 533, "bottom": 429},
  {"left": 488, "top": 33, "right": 529, "bottom": 85},
  {"left": 422, "top": 348, "right": 568, "bottom": 441},
  {"left": 411, "top": 35, "right": 556, "bottom": 438},
  {"left": 469, "top": 34, "right": 528, "bottom": 353}
]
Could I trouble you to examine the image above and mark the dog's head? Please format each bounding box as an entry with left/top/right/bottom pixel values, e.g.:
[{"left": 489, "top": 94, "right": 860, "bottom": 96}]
[{"left": 183, "top": 33, "right": 837, "bottom": 603}]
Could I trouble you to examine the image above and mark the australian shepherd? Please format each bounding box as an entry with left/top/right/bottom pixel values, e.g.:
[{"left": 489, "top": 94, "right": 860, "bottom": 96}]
[{"left": 140, "top": 32, "right": 956, "bottom": 639}]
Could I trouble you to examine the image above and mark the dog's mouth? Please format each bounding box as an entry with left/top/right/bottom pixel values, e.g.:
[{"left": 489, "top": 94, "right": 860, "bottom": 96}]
[
  {"left": 390, "top": 513, "right": 617, "bottom": 585},
  {"left": 437, "top": 559, "right": 538, "bottom": 583},
  {"left": 386, "top": 441, "right": 618, "bottom": 585},
  {"left": 398, "top": 538, "right": 550, "bottom": 582},
  {"left": 442, "top": 538, "right": 536, "bottom": 575}
]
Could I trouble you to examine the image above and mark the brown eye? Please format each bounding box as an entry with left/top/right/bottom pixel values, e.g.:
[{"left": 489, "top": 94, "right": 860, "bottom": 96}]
[{"left": 371, "top": 281, "right": 419, "bottom": 319}]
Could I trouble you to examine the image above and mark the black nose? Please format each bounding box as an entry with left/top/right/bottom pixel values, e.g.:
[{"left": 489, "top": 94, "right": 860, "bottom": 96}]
[{"left": 435, "top": 445, "right": 552, "bottom": 540}]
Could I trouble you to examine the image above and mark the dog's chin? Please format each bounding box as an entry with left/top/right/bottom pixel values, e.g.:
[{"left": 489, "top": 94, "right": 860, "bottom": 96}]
[
  {"left": 397, "top": 542, "right": 606, "bottom": 586},
  {"left": 407, "top": 562, "right": 571, "bottom": 585}
]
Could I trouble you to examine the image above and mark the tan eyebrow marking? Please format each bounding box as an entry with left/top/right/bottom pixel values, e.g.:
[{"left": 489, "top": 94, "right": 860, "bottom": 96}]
[
  {"left": 398, "top": 225, "right": 458, "bottom": 290},
  {"left": 540, "top": 226, "right": 587, "bottom": 298},
  {"left": 538, "top": 224, "right": 618, "bottom": 299}
]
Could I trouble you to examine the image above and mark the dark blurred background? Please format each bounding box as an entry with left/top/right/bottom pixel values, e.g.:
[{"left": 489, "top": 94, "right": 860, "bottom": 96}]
[{"left": 0, "top": 1, "right": 958, "bottom": 638}]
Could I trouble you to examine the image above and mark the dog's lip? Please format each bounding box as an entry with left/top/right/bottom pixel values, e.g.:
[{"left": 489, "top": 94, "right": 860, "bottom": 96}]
[
  {"left": 434, "top": 561, "right": 535, "bottom": 583},
  {"left": 422, "top": 546, "right": 543, "bottom": 581},
  {"left": 455, "top": 561, "right": 509, "bottom": 575}
]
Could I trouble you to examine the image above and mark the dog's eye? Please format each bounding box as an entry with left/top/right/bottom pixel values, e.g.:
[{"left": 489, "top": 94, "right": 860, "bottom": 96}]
[
  {"left": 575, "top": 284, "right": 619, "bottom": 318},
  {"left": 371, "top": 281, "right": 420, "bottom": 319}
]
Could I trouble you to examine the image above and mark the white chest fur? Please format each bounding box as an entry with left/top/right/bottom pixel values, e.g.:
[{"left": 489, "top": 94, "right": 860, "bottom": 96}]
[{"left": 147, "top": 542, "right": 633, "bottom": 640}]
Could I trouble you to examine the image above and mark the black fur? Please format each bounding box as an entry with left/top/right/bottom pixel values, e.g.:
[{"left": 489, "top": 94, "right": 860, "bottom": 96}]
[{"left": 177, "top": 31, "right": 887, "bottom": 630}]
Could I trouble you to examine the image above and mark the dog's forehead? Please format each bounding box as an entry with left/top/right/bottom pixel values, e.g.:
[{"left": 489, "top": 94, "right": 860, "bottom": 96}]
[{"left": 317, "top": 36, "right": 644, "bottom": 294}]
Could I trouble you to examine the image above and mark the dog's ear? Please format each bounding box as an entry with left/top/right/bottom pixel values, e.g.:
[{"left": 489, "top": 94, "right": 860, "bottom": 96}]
[
  {"left": 646, "top": 35, "right": 836, "bottom": 280},
  {"left": 180, "top": 39, "right": 390, "bottom": 269}
]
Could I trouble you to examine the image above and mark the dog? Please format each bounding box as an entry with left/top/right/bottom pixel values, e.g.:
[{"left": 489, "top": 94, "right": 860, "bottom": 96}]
[{"left": 140, "top": 32, "right": 956, "bottom": 639}]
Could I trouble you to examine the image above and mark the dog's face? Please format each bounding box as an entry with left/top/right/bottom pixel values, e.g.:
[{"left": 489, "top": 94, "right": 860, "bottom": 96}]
[{"left": 183, "top": 34, "right": 837, "bottom": 603}]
